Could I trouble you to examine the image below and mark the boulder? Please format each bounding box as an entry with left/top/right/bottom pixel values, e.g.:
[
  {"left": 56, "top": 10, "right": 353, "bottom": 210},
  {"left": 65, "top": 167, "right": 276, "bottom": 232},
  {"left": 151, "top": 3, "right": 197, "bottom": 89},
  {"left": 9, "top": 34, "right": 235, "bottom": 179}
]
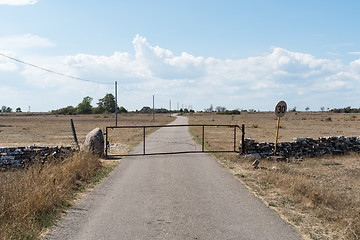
[{"left": 82, "top": 128, "right": 104, "bottom": 157}]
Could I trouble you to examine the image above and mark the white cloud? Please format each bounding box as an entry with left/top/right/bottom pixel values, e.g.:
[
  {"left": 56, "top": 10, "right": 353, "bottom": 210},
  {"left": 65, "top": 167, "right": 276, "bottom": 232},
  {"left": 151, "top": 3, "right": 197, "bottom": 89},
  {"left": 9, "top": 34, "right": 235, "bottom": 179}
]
[
  {"left": 4, "top": 34, "right": 360, "bottom": 111},
  {"left": 0, "top": 34, "right": 55, "bottom": 51},
  {"left": 0, "top": 0, "right": 37, "bottom": 5}
]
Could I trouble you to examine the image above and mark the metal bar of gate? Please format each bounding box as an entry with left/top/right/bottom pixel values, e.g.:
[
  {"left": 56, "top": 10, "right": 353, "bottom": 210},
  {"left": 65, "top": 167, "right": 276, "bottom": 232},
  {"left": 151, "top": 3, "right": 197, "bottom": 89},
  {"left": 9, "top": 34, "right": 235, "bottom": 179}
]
[
  {"left": 106, "top": 124, "right": 240, "bottom": 129},
  {"left": 105, "top": 124, "right": 241, "bottom": 157}
]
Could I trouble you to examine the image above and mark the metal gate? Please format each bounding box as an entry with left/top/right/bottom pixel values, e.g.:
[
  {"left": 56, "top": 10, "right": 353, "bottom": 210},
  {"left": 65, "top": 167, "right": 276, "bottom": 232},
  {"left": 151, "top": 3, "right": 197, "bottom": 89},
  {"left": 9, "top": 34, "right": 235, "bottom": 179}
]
[{"left": 105, "top": 124, "right": 245, "bottom": 157}]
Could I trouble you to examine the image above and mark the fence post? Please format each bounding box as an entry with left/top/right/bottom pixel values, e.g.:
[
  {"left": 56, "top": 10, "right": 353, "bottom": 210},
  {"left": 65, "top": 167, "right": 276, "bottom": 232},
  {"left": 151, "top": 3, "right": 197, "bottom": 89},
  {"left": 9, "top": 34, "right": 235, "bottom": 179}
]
[
  {"left": 105, "top": 127, "right": 108, "bottom": 157},
  {"left": 70, "top": 119, "right": 78, "bottom": 145},
  {"left": 241, "top": 124, "right": 245, "bottom": 154}
]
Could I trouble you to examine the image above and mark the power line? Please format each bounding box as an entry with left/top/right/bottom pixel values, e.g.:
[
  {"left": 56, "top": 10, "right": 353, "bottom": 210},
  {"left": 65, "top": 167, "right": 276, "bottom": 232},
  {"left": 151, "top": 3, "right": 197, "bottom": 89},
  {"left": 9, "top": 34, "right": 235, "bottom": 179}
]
[
  {"left": 0, "top": 52, "right": 112, "bottom": 85},
  {"left": 0, "top": 52, "right": 169, "bottom": 100}
]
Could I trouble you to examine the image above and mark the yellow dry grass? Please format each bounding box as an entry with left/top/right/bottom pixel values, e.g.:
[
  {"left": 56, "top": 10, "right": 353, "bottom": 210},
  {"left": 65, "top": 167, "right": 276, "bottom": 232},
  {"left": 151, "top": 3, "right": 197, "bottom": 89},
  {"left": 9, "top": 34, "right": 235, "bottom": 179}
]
[
  {"left": 0, "top": 152, "right": 100, "bottom": 240},
  {"left": 188, "top": 112, "right": 360, "bottom": 240}
]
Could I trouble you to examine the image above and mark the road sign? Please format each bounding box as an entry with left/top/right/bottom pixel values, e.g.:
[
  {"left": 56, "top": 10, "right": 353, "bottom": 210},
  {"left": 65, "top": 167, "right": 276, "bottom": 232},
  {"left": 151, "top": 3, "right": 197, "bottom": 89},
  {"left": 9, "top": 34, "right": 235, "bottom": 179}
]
[
  {"left": 275, "top": 101, "right": 287, "bottom": 118},
  {"left": 274, "top": 100, "right": 287, "bottom": 155}
]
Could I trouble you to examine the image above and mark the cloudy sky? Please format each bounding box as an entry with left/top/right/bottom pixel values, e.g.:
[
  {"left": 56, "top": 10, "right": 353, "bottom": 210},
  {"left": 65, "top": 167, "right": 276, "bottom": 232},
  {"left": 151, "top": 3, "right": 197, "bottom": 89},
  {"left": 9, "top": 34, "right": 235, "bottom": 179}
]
[{"left": 1, "top": 0, "right": 360, "bottom": 112}]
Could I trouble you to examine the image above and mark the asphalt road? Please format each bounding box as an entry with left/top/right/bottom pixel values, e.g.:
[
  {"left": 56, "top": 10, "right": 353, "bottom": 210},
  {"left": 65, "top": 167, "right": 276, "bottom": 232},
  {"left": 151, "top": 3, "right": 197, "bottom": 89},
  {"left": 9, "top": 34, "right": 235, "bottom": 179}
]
[{"left": 45, "top": 116, "right": 303, "bottom": 240}]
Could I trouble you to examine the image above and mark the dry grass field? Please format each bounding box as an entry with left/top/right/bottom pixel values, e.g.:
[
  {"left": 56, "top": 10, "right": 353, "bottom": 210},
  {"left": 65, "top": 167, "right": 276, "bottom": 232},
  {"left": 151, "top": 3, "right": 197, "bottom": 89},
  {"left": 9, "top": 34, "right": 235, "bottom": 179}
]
[
  {"left": 188, "top": 112, "right": 360, "bottom": 240},
  {"left": 0, "top": 113, "right": 174, "bottom": 149},
  {"left": 0, "top": 113, "right": 174, "bottom": 240},
  {"left": 1, "top": 112, "right": 359, "bottom": 239}
]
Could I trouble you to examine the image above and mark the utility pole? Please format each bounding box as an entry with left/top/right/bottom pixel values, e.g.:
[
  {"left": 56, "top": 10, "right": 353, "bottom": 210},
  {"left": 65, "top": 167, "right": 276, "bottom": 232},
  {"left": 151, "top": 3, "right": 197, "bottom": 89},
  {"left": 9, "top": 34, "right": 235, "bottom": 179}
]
[
  {"left": 152, "top": 95, "right": 155, "bottom": 121},
  {"left": 115, "top": 81, "right": 118, "bottom": 126},
  {"left": 169, "top": 100, "right": 171, "bottom": 117}
]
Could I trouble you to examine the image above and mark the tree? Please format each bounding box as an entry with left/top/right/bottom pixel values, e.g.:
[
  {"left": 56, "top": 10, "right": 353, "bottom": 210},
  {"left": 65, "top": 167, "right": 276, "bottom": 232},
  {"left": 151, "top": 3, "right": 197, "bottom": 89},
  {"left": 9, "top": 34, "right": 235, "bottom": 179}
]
[
  {"left": 215, "top": 106, "right": 226, "bottom": 112},
  {"left": 118, "top": 106, "right": 128, "bottom": 113},
  {"left": 77, "top": 96, "right": 93, "bottom": 114},
  {"left": 16, "top": 107, "right": 22, "bottom": 112},
  {"left": 1, "top": 106, "right": 12, "bottom": 112},
  {"left": 96, "top": 93, "right": 116, "bottom": 113},
  {"left": 52, "top": 106, "right": 76, "bottom": 115},
  {"left": 305, "top": 106, "right": 310, "bottom": 111},
  {"left": 320, "top": 107, "right": 325, "bottom": 112},
  {"left": 205, "top": 104, "right": 214, "bottom": 112}
]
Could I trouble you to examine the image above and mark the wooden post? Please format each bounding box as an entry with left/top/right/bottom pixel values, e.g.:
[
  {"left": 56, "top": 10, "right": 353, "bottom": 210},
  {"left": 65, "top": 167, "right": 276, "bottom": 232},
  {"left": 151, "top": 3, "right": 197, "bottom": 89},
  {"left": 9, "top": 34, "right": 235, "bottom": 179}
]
[{"left": 70, "top": 119, "right": 78, "bottom": 145}]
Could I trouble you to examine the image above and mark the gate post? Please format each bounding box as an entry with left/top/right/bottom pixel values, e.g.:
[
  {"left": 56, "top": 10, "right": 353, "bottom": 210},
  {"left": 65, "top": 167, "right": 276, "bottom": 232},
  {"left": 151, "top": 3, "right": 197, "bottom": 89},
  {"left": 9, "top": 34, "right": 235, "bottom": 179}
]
[
  {"left": 241, "top": 124, "right": 246, "bottom": 154},
  {"left": 105, "top": 127, "right": 108, "bottom": 157},
  {"left": 233, "top": 126, "right": 237, "bottom": 152},
  {"left": 143, "top": 127, "right": 146, "bottom": 155},
  {"left": 202, "top": 125, "right": 205, "bottom": 152}
]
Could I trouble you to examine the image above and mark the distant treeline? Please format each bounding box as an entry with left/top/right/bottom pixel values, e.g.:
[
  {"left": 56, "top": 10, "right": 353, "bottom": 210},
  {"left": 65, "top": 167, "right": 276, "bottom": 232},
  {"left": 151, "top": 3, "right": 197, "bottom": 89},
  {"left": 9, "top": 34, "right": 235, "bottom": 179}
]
[
  {"left": 217, "top": 110, "right": 241, "bottom": 115},
  {"left": 330, "top": 107, "right": 360, "bottom": 113},
  {"left": 51, "top": 94, "right": 127, "bottom": 115}
]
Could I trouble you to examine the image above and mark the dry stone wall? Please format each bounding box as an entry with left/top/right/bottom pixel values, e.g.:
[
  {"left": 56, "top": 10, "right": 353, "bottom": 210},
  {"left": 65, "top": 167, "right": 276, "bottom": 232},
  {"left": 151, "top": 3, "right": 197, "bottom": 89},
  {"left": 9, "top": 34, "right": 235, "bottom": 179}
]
[
  {"left": 0, "top": 146, "right": 73, "bottom": 170},
  {"left": 240, "top": 136, "right": 360, "bottom": 159}
]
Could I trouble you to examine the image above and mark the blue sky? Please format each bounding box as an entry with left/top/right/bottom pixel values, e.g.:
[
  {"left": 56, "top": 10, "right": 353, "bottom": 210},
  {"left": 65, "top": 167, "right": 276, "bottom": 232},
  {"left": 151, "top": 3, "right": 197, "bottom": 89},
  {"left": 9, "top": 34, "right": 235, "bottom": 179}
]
[{"left": 1, "top": 0, "right": 360, "bottom": 112}]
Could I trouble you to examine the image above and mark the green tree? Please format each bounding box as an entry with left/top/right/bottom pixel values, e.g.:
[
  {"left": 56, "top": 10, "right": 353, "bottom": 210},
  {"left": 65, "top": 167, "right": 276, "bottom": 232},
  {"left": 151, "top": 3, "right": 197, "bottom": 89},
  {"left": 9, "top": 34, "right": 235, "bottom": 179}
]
[
  {"left": 52, "top": 106, "right": 76, "bottom": 115},
  {"left": 16, "top": 107, "right": 22, "bottom": 112},
  {"left": 97, "top": 93, "right": 116, "bottom": 113},
  {"left": 77, "top": 96, "right": 93, "bottom": 114},
  {"left": 118, "top": 106, "right": 128, "bottom": 113},
  {"left": 1, "top": 106, "right": 12, "bottom": 112}
]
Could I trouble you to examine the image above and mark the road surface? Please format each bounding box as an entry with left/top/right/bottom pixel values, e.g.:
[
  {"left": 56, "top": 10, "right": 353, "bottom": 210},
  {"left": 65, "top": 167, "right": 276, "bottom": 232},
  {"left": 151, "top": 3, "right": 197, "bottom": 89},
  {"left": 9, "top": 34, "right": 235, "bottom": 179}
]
[{"left": 45, "top": 116, "right": 302, "bottom": 240}]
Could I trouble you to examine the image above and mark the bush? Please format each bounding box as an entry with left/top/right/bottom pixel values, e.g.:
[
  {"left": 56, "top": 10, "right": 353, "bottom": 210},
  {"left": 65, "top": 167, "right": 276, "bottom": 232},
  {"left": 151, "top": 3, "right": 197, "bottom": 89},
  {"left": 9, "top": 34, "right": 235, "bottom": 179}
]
[{"left": 217, "top": 110, "right": 241, "bottom": 115}]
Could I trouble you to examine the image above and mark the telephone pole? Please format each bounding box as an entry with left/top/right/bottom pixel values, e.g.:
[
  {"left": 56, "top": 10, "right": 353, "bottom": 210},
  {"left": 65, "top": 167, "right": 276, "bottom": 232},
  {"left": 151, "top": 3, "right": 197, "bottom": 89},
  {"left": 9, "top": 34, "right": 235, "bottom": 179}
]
[
  {"left": 152, "top": 95, "right": 155, "bottom": 121},
  {"left": 169, "top": 100, "right": 171, "bottom": 117},
  {"left": 115, "top": 81, "right": 118, "bottom": 126}
]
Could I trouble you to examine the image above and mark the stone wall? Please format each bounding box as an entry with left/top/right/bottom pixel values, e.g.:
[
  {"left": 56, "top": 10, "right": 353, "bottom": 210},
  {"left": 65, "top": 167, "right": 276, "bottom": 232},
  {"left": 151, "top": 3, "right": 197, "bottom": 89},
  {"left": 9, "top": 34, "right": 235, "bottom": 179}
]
[
  {"left": 240, "top": 136, "right": 360, "bottom": 159},
  {"left": 0, "top": 146, "right": 73, "bottom": 170}
]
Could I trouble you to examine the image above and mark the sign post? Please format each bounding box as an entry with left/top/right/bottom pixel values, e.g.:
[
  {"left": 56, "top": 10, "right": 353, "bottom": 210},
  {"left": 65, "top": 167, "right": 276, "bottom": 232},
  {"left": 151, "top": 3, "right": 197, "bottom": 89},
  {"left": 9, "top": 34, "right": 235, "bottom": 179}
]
[{"left": 274, "top": 101, "right": 287, "bottom": 155}]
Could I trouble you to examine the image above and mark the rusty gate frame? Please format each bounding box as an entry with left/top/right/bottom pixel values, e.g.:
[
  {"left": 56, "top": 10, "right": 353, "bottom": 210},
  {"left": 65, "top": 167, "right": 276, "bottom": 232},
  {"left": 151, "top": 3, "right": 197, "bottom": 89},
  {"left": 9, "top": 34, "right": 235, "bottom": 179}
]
[{"left": 105, "top": 124, "right": 245, "bottom": 157}]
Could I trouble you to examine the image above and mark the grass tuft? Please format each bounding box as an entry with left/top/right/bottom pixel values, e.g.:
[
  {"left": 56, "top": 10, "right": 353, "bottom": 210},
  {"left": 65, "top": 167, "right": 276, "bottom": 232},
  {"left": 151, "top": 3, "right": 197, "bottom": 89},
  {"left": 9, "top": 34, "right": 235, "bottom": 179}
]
[{"left": 0, "top": 152, "right": 101, "bottom": 240}]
